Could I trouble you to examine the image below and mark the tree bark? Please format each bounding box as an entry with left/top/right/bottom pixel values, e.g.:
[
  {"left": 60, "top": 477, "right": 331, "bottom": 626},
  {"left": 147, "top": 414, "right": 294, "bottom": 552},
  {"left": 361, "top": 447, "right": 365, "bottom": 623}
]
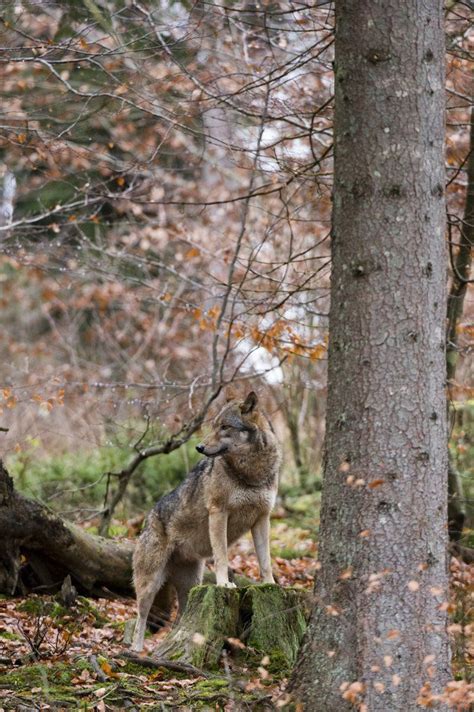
[{"left": 291, "top": 2, "right": 450, "bottom": 710}]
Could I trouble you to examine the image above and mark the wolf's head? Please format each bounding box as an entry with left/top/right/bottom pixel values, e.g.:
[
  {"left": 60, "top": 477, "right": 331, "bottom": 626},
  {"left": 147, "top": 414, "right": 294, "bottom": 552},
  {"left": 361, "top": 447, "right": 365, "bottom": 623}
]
[{"left": 196, "top": 391, "right": 269, "bottom": 458}]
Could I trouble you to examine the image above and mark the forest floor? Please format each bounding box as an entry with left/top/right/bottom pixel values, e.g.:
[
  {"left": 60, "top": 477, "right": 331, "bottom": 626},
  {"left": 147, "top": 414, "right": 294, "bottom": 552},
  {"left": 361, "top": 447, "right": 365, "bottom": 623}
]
[{"left": 0, "top": 492, "right": 473, "bottom": 710}]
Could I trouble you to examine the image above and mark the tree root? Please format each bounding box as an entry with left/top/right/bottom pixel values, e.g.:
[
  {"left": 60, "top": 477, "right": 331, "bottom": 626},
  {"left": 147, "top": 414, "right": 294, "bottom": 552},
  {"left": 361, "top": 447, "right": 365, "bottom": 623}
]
[{"left": 118, "top": 651, "right": 208, "bottom": 678}]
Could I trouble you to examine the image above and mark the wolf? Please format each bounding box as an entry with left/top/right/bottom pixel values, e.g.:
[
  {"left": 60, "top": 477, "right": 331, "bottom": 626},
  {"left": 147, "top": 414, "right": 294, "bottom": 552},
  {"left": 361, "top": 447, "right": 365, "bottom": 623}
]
[{"left": 131, "top": 391, "right": 281, "bottom": 652}]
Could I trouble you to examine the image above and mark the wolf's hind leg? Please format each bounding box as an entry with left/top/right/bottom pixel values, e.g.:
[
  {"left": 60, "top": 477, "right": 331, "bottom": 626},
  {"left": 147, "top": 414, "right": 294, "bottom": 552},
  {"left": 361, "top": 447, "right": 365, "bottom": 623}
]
[
  {"left": 169, "top": 558, "right": 205, "bottom": 617},
  {"left": 148, "top": 581, "right": 175, "bottom": 630},
  {"left": 132, "top": 525, "right": 169, "bottom": 652}
]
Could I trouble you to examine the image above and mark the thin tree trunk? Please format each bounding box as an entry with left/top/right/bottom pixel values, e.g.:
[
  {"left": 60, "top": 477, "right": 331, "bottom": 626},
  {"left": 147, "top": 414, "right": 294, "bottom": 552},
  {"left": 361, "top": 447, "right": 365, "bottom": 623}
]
[
  {"left": 446, "top": 106, "right": 474, "bottom": 380},
  {"left": 291, "top": 1, "right": 450, "bottom": 709},
  {"left": 446, "top": 105, "right": 473, "bottom": 545}
]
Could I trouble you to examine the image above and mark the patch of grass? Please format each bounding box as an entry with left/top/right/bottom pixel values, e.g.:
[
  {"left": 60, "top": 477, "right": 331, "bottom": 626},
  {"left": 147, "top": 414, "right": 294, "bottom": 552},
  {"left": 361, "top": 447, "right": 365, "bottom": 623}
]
[{"left": 282, "top": 492, "right": 321, "bottom": 533}]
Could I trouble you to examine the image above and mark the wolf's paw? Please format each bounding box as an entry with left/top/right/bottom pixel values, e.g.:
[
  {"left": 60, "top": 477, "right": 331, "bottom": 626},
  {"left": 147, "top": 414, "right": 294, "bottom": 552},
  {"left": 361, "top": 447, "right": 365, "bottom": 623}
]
[{"left": 217, "top": 581, "right": 237, "bottom": 588}]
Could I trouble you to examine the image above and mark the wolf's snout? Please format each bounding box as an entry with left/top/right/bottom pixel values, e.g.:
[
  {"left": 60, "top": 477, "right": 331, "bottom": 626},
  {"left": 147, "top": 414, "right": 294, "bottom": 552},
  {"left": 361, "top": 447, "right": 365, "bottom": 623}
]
[{"left": 196, "top": 444, "right": 205, "bottom": 454}]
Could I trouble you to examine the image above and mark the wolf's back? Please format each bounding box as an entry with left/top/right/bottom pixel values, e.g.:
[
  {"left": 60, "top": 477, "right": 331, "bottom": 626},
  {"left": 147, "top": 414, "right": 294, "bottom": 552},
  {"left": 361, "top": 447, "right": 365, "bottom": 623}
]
[{"left": 153, "top": 457, "right": 213, "bottom": 525}]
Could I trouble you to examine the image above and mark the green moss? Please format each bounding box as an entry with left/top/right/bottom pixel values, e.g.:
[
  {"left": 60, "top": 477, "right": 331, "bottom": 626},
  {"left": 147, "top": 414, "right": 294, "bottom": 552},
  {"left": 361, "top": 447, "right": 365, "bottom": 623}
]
[
  {"left": 117, "top": 660, "right": 157, "bottom": 676},
  {"left": 2, "top": 661, "right": 81, "bottom": 697},
  {"left": 194, "top": 678, "right": 230, "bottom": 691},
  {"left": 17, "top": 597, "right": 45, "bottom": 615},
  {"left": 178, "top": 678, "right": 233, "bottom": 710},
  {"left": 177, "top": 676, "right": 270, "bottom": 710},
  {"left": 74, "top": 596, "right": 108, "bottom": 626},
  {"left": 240, "top": 584, "right": 307, "bottom": 674},
  {"left": 4, "top": 662, "right": 67, "bottom": 688},
  {"left": 0, "top": 630, "right": 21, "bottom": 641},
  {"left": 0, "top": 660, "right": 122, "bottom": 707},
  {"left": 158, "top": 585, "right": 240, "bottom": 670},
  {"left": 110, "top": 619, "right": 126, "bottom": 631},
  {"left": 156, "top": 584, "right": 308, "bottom": 679},
  {"left": 190, "top": 586, "right": 240, "bottom": 669}
]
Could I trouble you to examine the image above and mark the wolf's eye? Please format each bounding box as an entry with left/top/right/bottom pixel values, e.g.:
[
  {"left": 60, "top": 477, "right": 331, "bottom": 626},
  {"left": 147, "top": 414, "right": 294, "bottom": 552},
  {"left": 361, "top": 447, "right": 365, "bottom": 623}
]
[{"left": 220, "top": 424, "right": 230, "bottom": 431}]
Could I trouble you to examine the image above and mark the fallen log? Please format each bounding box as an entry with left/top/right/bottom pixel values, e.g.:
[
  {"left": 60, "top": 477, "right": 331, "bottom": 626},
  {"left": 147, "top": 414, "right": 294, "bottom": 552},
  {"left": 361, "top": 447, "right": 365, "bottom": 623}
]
[{"left": 0, "top": 460, "right": 134, "bottom": 596}]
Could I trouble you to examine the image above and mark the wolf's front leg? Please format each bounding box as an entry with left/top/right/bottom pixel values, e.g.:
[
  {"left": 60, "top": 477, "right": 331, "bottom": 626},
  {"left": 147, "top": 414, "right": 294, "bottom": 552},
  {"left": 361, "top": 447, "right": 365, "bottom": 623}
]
[
  {"left": 209, "top": 508, "right": 236, "bottom": 588},
  {"left": 251, "top": 514, "right": 275, "bottom": 583}
]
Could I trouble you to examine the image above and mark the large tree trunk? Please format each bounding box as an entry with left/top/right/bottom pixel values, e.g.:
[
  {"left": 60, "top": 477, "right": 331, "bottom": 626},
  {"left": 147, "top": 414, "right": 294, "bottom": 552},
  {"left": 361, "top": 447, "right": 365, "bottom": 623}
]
[{"left": 290, "top": 2, "right": 450, "bottom": 709}]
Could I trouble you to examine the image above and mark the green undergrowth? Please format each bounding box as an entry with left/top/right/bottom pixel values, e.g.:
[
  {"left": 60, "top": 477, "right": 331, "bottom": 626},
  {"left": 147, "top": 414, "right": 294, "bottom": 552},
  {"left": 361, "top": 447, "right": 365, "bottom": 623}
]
[
  {"left": 5, "top": 430, "right": 201, "bottom": 515},
  {"left": 277, "top": 491, "right": 321, "bottom": 545},
  {"left": 275, "top": 547, "right": 312, "bottom": 560},
  {"left": 17, "top": 595, "right": 108, "bottom": 628},
  {"left": 450, "top": 399, "right": 474, "bottom": 531}
]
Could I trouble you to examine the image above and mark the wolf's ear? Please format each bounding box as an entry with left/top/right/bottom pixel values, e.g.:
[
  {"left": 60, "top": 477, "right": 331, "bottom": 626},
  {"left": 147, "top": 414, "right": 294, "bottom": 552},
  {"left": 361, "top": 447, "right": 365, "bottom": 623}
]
[{"left": 240, "top": 391, "right": 258, "bottom": 414}]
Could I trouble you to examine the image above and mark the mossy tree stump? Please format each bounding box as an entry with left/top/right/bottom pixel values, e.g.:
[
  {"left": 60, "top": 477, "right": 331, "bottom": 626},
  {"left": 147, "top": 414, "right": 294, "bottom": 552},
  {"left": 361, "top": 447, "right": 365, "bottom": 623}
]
[
  {"left": 154, "top": 584, "right": 309, "bottom": 673},
  {"left": 240, "top": 584, "right": 309, "bottom": 672}
]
